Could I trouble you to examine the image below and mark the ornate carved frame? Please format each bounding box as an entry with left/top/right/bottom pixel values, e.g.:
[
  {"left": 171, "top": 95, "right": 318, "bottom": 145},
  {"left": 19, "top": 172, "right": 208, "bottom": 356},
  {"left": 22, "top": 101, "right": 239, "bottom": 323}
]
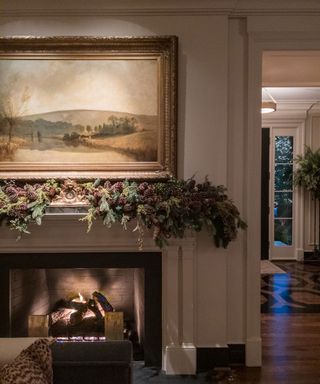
[{"left": 0, "top": 36, "right": 178, "bottom": 180}]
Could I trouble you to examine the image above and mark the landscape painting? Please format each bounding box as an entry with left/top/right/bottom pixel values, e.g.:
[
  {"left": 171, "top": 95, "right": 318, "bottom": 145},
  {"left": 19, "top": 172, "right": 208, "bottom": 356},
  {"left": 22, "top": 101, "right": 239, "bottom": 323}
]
[{"left": 0, "top": 58, "right": 159, "bottom": 165}]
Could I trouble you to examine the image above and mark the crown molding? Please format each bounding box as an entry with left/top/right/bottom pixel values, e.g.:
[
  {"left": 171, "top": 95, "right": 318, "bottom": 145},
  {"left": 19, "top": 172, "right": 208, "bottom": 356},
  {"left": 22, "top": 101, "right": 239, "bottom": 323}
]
[{"left": 1, "top": 0, "right": 320, "bottom": 18}]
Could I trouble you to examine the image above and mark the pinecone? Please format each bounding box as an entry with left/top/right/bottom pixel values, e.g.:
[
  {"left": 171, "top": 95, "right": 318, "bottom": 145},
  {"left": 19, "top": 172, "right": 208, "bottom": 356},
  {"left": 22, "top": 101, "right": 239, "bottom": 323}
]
[
  {"left": 8, "top": 193, "right": 18, "bottom": 203},
  {"left": 5, "top": 186, "right": 18, "bottom": 196},
  {"left": 144, "top": 186, "right": 155, "bottom": 197},
  {"left": 123, "top": 203, "right": 133, "bottom": 212},
  {"left": 118, "top": 196, "right": 128, "bottom": 205},
  {"left": 104, "top": 180, "right": 112, "bottom": 189},
  {"left": 146, "top": 197, "right": 156, "bottom": 205},
  {"left": 112, "top": 181, "right": 124, "bottom": 193},
  {"left": 19, "top": 203, "right": 28, "bottom": 211},
  {"left": 138, "top": 182, "right": 148, "bottom": 193},
  {"left": 26, "top": 189, "right": 38, "bottom": 201}
]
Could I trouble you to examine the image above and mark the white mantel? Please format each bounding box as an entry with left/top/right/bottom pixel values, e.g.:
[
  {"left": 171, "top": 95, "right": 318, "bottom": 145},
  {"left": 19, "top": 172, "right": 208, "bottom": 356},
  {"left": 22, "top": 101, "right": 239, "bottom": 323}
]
[{"left": 0, "top": 216, "right": 197, "bottom": 374}]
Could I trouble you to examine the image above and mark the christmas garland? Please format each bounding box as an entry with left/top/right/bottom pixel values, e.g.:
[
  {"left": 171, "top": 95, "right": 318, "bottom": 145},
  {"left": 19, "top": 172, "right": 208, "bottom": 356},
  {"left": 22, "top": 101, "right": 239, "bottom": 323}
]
[{"left": 0, "top": 178, "right": 246, "bottom": 248}]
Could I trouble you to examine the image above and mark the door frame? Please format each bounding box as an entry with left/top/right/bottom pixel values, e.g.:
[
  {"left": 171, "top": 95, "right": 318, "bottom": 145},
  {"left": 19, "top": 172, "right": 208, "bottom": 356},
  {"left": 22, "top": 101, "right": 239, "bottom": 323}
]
[{"left": 246, "top": 29, "right": 320, "bottom": 366}]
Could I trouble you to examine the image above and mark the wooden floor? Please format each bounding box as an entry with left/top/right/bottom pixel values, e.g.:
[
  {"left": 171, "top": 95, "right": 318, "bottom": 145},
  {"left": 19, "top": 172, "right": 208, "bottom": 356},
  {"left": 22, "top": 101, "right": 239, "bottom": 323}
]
[
  {"left": 135, "top": 262, "right": 320, "bottom": 383},
  {"left": 134, "top": 313, "right": 320, "bottom": 383},
  {"left": 230, "top": 313, "right": 320, "bottom": 383},
  {"left": 218, "top": 261, "right": 320, "bottom": 383}
]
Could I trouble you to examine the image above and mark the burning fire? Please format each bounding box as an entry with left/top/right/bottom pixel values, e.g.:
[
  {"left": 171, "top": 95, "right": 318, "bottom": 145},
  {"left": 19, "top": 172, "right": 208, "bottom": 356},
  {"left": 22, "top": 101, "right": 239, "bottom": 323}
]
[
  {"left": 78, "top": 293, "right": 85, "bottom": 303},
  {"left": 72, "top": 292, "right": 86, "bottom": 303}
]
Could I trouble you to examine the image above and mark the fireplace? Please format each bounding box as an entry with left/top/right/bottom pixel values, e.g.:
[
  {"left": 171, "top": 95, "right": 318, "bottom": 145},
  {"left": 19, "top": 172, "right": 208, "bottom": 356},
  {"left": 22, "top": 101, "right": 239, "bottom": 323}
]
[
  {"left": 0, "top": 252, "right": 162, "bottom": 367},
  {"left": 0, "top": 219, "right": 197, "bottom": 374}
]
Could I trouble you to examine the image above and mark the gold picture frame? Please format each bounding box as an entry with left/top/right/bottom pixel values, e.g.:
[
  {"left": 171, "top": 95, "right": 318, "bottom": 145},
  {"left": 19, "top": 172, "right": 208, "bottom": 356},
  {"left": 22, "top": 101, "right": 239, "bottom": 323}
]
[{"left": 0, "top": 36, "right": 177, "bottom": 180}]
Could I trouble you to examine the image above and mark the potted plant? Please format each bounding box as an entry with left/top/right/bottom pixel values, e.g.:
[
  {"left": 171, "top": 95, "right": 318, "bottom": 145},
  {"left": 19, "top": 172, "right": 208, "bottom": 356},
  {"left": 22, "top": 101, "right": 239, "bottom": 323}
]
[{"left": 294, "top": 146, "right": 320, "bottom": 258}]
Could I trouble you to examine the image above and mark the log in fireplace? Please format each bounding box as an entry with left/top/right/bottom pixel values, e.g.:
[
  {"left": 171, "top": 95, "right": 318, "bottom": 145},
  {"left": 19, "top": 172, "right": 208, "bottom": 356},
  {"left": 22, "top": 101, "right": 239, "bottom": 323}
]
[{"left": 0, "top": 252, "right": 162, "bottom": 366}]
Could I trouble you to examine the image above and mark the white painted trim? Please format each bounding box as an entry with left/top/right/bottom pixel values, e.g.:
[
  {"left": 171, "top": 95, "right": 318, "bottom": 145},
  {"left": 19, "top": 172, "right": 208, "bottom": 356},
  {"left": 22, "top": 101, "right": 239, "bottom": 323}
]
[
  {"left": 296, "top": 248, "right": 304, "bottom": 261},
  {"left": 164, "top": 345, "right": 197, "bottom": 375},
  {"left": 1, "top": 0, "right": 320, "bottom": 18},
  {"left": 244, "top": 32, "right": 263, "bottom": 368},
  {"left": 245, "top": 337, "right": 262, "bottom": 367},
  {"left": 247, "top": 24, "right": 320, "bottom": 367}
]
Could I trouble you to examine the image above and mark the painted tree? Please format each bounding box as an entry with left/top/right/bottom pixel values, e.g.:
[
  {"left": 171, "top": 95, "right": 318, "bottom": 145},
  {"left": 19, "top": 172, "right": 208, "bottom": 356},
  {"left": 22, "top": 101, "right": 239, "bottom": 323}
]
[{"left": 0, "top": 75, "right": 31, "bottom": 147}]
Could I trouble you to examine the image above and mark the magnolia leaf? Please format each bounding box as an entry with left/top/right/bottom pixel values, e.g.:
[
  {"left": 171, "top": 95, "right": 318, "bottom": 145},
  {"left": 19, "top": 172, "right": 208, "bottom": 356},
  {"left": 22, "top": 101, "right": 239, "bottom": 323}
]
[
  {"left": 93, "top": 178, "right": 101, "bottom": 187},
  {"left": 99, "top": 198, "right": 110, "bottom": 213},
  {"left": 31, "top": 206, "right": 42, "bottom": 219},
  {"left": 27, "top": 201, "right": 38, "bottom": 209}
]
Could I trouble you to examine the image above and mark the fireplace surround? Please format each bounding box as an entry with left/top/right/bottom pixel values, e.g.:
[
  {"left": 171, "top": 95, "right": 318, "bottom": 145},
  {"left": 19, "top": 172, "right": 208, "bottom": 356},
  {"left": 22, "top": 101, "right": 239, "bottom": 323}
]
[{"left": 0, "top": 217, "right": 197, "bottom": 374}]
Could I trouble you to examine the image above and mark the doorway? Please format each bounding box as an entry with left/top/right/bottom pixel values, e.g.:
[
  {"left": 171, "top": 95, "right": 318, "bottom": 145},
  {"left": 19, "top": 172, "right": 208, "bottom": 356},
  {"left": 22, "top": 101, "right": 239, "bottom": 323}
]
[
  {"left": 261, "top": 122, "right": 299, "bottom": 260},
  {"left": 258, "top": 50, "right": 320, "bottom": 377}
]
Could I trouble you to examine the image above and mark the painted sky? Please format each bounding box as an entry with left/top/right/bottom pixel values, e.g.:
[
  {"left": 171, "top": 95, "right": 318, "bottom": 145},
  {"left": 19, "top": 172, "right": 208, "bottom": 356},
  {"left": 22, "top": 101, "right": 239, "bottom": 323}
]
[{"left": 0, "top": 58, "right": 158, "bottom": 116}]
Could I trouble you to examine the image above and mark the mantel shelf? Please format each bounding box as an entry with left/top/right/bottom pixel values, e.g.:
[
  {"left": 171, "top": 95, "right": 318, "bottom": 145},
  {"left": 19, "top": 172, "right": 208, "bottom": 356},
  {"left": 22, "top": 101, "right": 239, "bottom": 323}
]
[{"left": 46, "top": 206, "right": 88, "bottom": 215}]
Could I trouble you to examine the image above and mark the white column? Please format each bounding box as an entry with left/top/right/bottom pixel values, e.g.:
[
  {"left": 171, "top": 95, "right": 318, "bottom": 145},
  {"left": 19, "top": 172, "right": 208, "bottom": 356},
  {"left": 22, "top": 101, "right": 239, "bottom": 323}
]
[
  {"left": 165, "top": 245, "right": 180, "bottom": 346},
  {"left": 164, "top": 241, "right": 196, "bottom": 375},
  {"left": 181, "top": 244, "right": 195, "bottom": 344}
]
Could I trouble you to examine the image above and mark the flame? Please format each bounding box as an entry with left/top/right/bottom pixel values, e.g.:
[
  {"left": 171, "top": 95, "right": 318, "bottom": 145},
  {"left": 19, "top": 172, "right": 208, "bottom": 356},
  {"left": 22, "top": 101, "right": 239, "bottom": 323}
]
[{"left": 72, "top": 292, "right": 86, "bottom": 303}]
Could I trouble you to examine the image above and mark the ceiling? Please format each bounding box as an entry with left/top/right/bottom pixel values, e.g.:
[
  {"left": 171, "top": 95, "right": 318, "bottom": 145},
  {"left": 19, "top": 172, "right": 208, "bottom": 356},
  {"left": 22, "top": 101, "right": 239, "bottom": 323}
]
[
  {"left": 262, "top": 87, "right": 320, "bottom": 104},
  {"left": 263, "top": 51, "right": 320, "bottom": 87},
  {"left": 262, "top": 51, "right": 320, "bottom": 117}
]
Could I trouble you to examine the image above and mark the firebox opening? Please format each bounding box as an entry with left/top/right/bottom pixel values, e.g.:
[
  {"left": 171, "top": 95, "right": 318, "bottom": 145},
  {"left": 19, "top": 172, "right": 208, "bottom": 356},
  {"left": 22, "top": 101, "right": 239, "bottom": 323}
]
[
  {"left": 1, "top": 252, "right": 162, "bottom": 367},
  {"left": 10, "top": 268, "right": 145, "bottom": 359}
]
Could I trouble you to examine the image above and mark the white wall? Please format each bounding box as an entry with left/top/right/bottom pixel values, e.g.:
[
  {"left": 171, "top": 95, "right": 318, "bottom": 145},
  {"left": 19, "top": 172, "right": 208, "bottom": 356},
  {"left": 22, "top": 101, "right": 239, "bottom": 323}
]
[{"left": 0, "top": 6, "right": 238, "bottom": 357}]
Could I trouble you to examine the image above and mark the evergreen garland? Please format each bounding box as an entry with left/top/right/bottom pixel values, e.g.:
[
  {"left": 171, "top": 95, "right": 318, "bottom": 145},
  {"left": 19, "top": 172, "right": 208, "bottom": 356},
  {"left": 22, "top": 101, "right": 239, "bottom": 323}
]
[{"left": 0, "top": 178, "right": 246, "bottom": 248}]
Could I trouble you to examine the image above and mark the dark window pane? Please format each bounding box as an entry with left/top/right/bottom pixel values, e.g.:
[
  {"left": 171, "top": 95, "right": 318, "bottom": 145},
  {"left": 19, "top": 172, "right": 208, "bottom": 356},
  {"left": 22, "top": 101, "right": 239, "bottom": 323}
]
[
  {"left": 275, "top": 136, "right": 293, "bottom": 163},
  {"left": 274, "top": 192, "right": 293, "bottom": 218},
  {"left": 274, "top": 219, "right": 292, "bottom": 246},
  {"left": 275, "top": 164, "right": 293, "bottom": 191}
]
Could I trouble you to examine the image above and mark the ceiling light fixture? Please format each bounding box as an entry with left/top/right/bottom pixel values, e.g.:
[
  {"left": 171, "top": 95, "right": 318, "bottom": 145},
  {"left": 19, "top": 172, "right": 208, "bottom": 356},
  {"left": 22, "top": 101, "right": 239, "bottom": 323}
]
[
  {"left": 261, "top": 101, "right": 277, "bottom": 114},
  {"left": 261, "top": 88, "right": 277, "bottom": 114}
]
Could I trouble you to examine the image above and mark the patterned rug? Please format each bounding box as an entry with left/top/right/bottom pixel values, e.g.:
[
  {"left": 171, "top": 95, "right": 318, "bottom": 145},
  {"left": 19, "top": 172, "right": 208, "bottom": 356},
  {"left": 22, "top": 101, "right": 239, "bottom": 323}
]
[
  {"left": 261, "top": 261, "right": 320, "bottom": 313},
  {"left": 133, "top": 361, "right": 212, "bottom": 383}
]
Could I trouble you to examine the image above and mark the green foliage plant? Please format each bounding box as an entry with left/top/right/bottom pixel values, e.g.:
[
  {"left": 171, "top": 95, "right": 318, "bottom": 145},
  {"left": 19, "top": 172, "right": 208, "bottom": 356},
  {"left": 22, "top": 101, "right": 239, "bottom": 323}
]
[
  {"left": 294, "top": 146, "right": 320, "bottom": 199},
  {"left": 0, "top": 177, "right": 246, "bottom": 248}
]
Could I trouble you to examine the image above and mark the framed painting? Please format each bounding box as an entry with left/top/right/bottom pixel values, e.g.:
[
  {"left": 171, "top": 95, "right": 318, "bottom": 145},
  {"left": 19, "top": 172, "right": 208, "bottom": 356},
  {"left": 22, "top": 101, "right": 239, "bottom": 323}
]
[{"left": 0, "top": 36, "right": 177, "bottom": 180}]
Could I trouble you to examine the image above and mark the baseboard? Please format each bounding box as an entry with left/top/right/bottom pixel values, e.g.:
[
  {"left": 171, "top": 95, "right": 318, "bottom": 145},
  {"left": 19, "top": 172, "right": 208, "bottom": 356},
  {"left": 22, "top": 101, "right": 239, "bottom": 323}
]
[
  {"left": 164, "top": 344, "right": 197, "bottom": 375},
  {"left": 304, "top": 251, "right": 320, "bottom": 262},
  {"left": 196, "top": 344, "right": 245, "bottom": 372}
]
